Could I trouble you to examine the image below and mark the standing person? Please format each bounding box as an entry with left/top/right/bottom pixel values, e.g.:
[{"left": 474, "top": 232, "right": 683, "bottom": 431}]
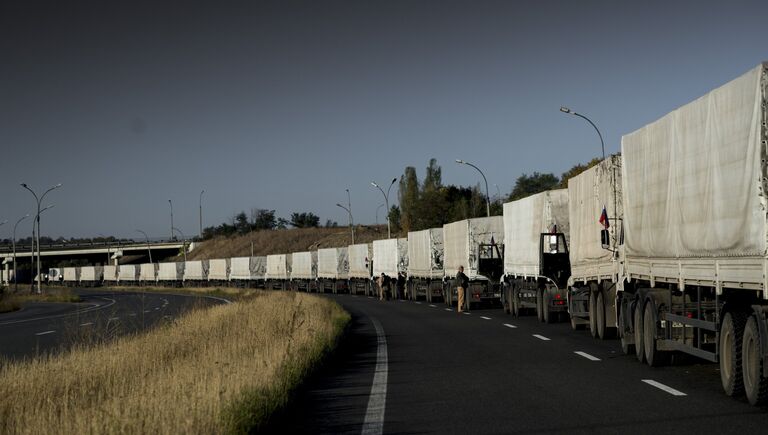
[
  {"left": 456, "top": 265, "right": 469, "bottom": 313},
  {"left": 396, "top": 271, "right": 406, "bottom": 300},
  {"left": 377, "top": 273, "right": 387, "bottom": 301}
]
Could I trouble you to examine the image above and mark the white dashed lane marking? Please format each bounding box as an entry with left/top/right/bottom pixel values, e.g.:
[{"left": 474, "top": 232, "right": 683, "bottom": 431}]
[
  {"left": 574, "top": 351, "right": 601, "bottom": 361},
  {"left": 445, "top": 308, "right": 452, "bottom": 312},
  {"left": 503, "top": 323, "right": 517, "bottom": 329},
  {"left": 532, "top": 334, "right": 551, "bottom": 341},
  {"left": 480, "top": 316, "right": 491, "bottom": 320},
  {"left": 642, "top": 380, "right": 687, "bottom": 396},
  {"left": 429, "top": 304, "right": 436, "bottom": 308},
  {"left": 415, "top": 302, "right": 421, "bottom": 305},
  {"left": 463, "top": 312, "right": 471, "bottom": 315},
  {"left": 80, "top": 322, "right": 93, "bottom": 327},
  {"left": 35, "top": 330, "right": 55, "bottom": 336}
]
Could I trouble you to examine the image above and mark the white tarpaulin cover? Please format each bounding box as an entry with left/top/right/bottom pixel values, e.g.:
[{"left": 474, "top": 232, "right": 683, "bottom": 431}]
[
  {"left": 208, "top": 259, "right": 229, "bottom": 281},
  {"left": 348, "top": 243, "right": 372, "bottom": 278},
  {"left": 266, "top": 254, "right": 291, "bottom": 280},
  {"left": 139, "top": 263, "right": 156, "bottom": 282},
  {"left": 183, "top": 260, "right": 209, "bottom": 281},
  {"left": 372, "top": 238, "right": 408, "bottom": 277},
  {"left": 503, "top": 189, "right": 569, "bottom": 277},
  {"left": 118, "top": 265, "right": 137, "bottom": 282},
  {"left": 252, "top": 256, "right": 267, "bottom": 280},
  {"left": 568, "top": 156, "right": 623, "bottom": 270},
  {"left": 444, "top": 216, "right": 504, "bottom": 280},
  {"left": 622, "top": 63, "right": 766, "bottom": 259},
  {"left": 104, "top": 265, "right": 118, "bottom": 281},
  {"left": 317, "top": 247, "right": 349, "bottom": 279},
  {"left": 63, "top": 267, "right": 78, "bottom": 281},
  {"left": 79, "top": 266, "right": 102, "bottom": 282},
  {"left": 157, "top": 262, "right": 184, "bottom": 281},
  {"left": 407, "top": 228, "right": 444, "bottom": 278},
  {"left": 230, "top": 257, "right": 252, "bottom": 280},
  {"left": 291, "top": 251, "right": 317, "bottom": 280}
]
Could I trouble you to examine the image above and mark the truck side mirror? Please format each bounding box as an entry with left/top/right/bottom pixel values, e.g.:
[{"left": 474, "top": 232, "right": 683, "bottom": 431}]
[{"left": 601, "top": 229, "right": 610, "bottom": 249}]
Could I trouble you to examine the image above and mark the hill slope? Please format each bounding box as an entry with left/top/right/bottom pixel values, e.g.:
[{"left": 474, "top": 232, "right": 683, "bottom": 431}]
[{"left": 186, "top": 225, "right": 393, "bottom": 260}]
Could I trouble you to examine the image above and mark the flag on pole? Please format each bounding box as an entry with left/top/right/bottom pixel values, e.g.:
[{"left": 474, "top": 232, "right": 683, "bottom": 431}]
[{"left": 599, "top": 206, "right": 609, "bottom": 229}]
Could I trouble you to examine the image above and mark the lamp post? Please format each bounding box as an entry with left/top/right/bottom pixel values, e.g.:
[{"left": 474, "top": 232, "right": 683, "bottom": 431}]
[
  {"left": 12, "top": 214, "right": 29, "bottom": 292},
  {"left": 371, "top": 178, "right": 397, "bottom": 238},
  {"left": 172, "top": 227, "right": 187, "bottom": 262},
  {"left": 375, "top": 203, "right": 385, "bottom": 225},
  {"left": 559, "top": 106, "right": 605, "bottom": 160},
  {"left": 455, "top": 159, "right": 490, "bottom": 217},
  {"left": 20, "top": 183, "right": 62, "bottom": 294},
  {"left": 168, "top": 199, "right": 174, "bottom": 241},
  {"left": 136, "top": 229, "right": 152, "bottom": 264},
  {"left": 199, "top": 190, "right": 205, "bottom": 240},
  {"left": 336, "top": 203, "right": 355, "bottom": 244},
  {"left": 0, "top": 220, "right": 6, "bottom": 287},
  {"left": 28, "top": 205, "right": 54, "bottom": 292}
]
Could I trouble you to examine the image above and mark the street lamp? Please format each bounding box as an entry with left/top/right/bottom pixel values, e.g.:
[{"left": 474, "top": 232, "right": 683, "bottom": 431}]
[
  {"left": 336, "top": 203, "right": 355, "bottom": 244},
  {"left": 28, "top": 205, "right": 54, "bottom": 292},
  {"left": 172, "top": 227, "right": 187, "bottom": 262},
  {"left": 455, "top": 160, "right": 490, "bottom": 217},
  {"left": 371, "top": 178, "right": 398, "bottom": 238},
  {"left": 168, "top": 199, "right": 174, "bottom": 241},
  {"left": 136, "top": 229, "right": 153, "bottom": 264},
  {"left": 0, "top": 220, "right": 6, "bottom": 287},
  {"left": 199, "top": 189, "right": 205, "bottom": 240},
  {"left": 376, "top": 203, "right": 385, "bottom": 225},
  {"left": 20, "top": 183, "right": 62, "bottom": 293},
  {"left": 12, "top": 214, "right": 29, "bottom": 292},
  {"left": 559, "top": 106, "right": 605, "bottom": 160}
]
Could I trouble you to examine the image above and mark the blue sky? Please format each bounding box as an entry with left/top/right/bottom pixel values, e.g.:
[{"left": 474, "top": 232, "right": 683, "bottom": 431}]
[{"left": 2, "top": 0, "right": 767, "bottom": 239}]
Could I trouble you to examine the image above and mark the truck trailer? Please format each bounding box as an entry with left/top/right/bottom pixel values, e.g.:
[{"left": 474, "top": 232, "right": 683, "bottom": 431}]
[
  {"left": 502, "top": 189, "right": 570, "bottom": 323},
  {"left": 317, "top": 247, "right": 349, "bottom": 293},
  {"left": 372, "top": 238, "right": 408, "bottom": 299},
  {"left": 443, "top": 216, "right": 504, "bottom": 310},
  {"left": 406, "top": 228, "right": 444, "bottom": 302},
  {"left": 290, "top": 251, "right": 317, "bottom": 291},
  {"left": 348, "top": 243, "right": 373, "bottom": 295},
  {"left": 265, "top": 254, "right": 291, "bottom": 290}
]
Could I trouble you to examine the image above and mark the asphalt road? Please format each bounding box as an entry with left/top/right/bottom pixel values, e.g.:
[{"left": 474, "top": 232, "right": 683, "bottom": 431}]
[
  {"left": 0, "top": 289, "right": 228, "bottom": 361},
  {"left": 276, "top": 294, "right": 768, "bottom": 434}
]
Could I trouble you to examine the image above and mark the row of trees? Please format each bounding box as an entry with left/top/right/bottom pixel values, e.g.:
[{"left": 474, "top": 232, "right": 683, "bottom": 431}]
[
  {"left": 201, "top": 209, "right": 334, "bottom": 240},
  {"left": 392, "top": 157, "right": 601, "bottom": 233}
]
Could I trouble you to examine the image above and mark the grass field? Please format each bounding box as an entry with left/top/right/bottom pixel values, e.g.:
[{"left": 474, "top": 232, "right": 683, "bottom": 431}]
[
  {"left": 0, "top": 290, "right": 349, "bottom": 434},
  {"left": 0, "top": 287, "right": 82, "bottom": 313}
]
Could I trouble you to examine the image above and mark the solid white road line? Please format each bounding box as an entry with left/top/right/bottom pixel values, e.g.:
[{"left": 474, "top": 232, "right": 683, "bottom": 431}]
[
  {"left": 503, "top": 323, "right": 517, "bottom": 329},
  {"left": 35, "top": 330, "right": 55, "bottom": 336},
  {"left": 532, "top": 334, "right": 551, "bottom": 341},
  {"left": 80, "top": 322, "right": 93, "bottom": 327},
  {"left": 0, "top": 296, "right": 115, "bottom": 327},
  {"left": 362, "top": 317, "right": 388, "bottom": 435},
  {"left": 574, "top": 351, "right": 601, "bottom": 361},
  {"left": 429, "top": 304, "right": 436, "bottom": 308},
  {"left": 480, "top": 316, "right": 491, "bottom": 320},
  {"left": 642, "top": 379, "right": 687, "bottom": 396}
]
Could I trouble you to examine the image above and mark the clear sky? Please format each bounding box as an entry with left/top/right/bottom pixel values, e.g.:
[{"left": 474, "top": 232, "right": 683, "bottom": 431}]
[{"left": 2, "top": 0, "right": 767, "bottom": 240}]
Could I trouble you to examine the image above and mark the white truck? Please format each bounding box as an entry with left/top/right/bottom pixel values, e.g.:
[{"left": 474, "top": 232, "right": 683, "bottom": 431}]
[
  {"left": 615, "top": 62, "right": 768, "bottom": 406},
  {"left": 78, "top": 265, "right": 103, "bottom": 286},
  {"left": 208, "top": 258, "right": 229, "bottom": 284},
  {"left": 183, "top": 260, "right": 209, "bottom": 286},
  {"left": 62, "top": 267, "right": 79, "bottom": 285},
  {"left": 502, "top": 189, "right": 570, "bottom": 323},
  {"left": 317, "top": 247, "right": 349, "bottom": 293},
  {"left": 104, "top": 265, "right": 118, "bottom": 284},
  {"left": 118, "top": 264, "right": 139, "bottom": 285},
  {"left": 266, "top": 254, "right": 291, "bottom": 289},
  {"left": 290, "top": 251, "right": 317, "bottom": 291},
  {"left": 372, "top": 238, "right": 408, "bottom": 299},
  {"left": 229, "top": 256, "right": 266, "bottom": 287},
  {"left": 443, "top": 216, "right": 504, "bottom": 310},
  {"left": 348, "top": 243, "right": 373, "bottom": 295},
  {"left": 567, "top": 155, "right": 623, "bottom": 337},
  {"left": 157, "top": 262, "right": 184, "bottom": 286},
  {"left": 139, "top": 263, "right": 156, "bottom": 285},
  {"left": 406, "top": 228, "right": 444, "bottom": 302}
]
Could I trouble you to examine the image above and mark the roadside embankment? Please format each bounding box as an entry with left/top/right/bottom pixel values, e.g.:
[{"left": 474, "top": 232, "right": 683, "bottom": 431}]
[{"left": 0, "top": 291, "right": 349, "bottom": 434}]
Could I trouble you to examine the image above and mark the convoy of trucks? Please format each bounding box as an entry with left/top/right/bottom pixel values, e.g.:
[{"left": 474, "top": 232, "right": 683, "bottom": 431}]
[{"left": 21, "top": 62, "right": 768, "bottom": 407}]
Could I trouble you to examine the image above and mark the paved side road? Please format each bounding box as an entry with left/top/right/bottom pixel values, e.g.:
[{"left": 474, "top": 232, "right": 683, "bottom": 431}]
[
  {"left": 276, "top": 294, "right": 768, "bottom": 434},
  {"left": 0, "top": 289, "right": 226, "bottom": 361}
]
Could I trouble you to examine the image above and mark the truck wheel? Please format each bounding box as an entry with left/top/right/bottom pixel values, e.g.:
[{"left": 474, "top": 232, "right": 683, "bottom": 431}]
[
  {"left": 596, "top": 291, "right": 607, "bottom": 339},
  {"left": 720, "top": 311, "right": 746, "bottom": 397},
  {"left": 536, "top": 290, "right": 544, "bottom": 322},
  {"left": 618, "top": 301, "right": 634, "bottom": 355},
  {"left": 512, "top": 288, "right": 520, "bottom": 317},
  {"left": 743, "top": 315, "right": 768, "bottom": 406},
  {"left": 543, "top": 293, "right": 553, "bottom": 324},
  {"left": 503, "top": 286, "right": 511, "bottom": 314},
  {"left": 589, "top": 291, "right": 598, "bottom": 338},
  {"left": 643, "top": 299, "right": 670, "bottom": 367},
  {"left": 634, "top": 301, "right": 645, "bottom": 363},
  {"left": 570, "top": 313, "right": 584, "bottom": 330}
]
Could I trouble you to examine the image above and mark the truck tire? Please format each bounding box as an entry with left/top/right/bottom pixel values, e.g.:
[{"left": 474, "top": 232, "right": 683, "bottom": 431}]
[
  {"left": 543, "top": 292, "right": 553, "bottom": 323},
  {"left": 536, "top": 289, "right": 544, "bottom": 322},
  {"left": 743, "top": 315, "right": 768, "bottom": 406},
  {"left": 634, "top": 301, "right": 645, "bottom": 363},
  {"left": 596, "top": 291, "right": 607, "bottom": 339},
  {"left": 445, "top": 285, "right": 453, "bottom": 307},
  {"left": 589, "top": 291, "right": 598, "bottom": 338},
  {"left": 512, "top": 288, "right": 520, "bottom": 317},
  {"left": 618, "top": 299, "right": 634, "bottom": 355},
  {"left": 643, "top": 299, "right": 670, "bottom": 367},
  {"left": 503, "top": 286, "right": 511, "bottom": 314},
  {"left": 720, "top": 311, "right": 746, "bottom": 397}
]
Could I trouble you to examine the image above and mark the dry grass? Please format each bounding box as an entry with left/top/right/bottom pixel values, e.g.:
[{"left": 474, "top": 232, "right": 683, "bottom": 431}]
[
  {"left": 186, "top": 224, "right": 394, "bottom": 261},
  {"left": 0, "top": 291, "right": 349, "bottom": 434},
  {"left": 0, "top": 287, "right": 81, "bottom": 313}
]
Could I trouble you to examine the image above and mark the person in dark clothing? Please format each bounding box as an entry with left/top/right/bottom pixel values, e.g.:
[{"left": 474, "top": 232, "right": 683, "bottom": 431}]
[
  {"left": 456, "top": 266, "right": 469, "bottom": 313},
  {"left": 396, "top": 272, "right": 406, "bottom": 299}
]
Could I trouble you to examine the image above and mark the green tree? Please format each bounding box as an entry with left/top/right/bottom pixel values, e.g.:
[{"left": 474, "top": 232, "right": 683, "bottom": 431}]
[
  {"left": 290, "top": 212, "right": 320, "bottom": 228},
  {"left": 387, "top": 205, "right": 402, "bottom": 235},
  {"left": 398, "top": 166, "right": 419, "bottom": 232},
  {"left": 558, "top": 157, "right": 602, "bottom": 188},
  {"left": 250, "top": 208, "right": 277, "bottom": 230},
  {"left": 234, "top": 212, "right": 250, "bottom": 234},
  {"left": 508, "top": 172, "right": 559, "bottom": 201},
  {"left": 423, "top": 158, "right": 442, "bottom": 192}
]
